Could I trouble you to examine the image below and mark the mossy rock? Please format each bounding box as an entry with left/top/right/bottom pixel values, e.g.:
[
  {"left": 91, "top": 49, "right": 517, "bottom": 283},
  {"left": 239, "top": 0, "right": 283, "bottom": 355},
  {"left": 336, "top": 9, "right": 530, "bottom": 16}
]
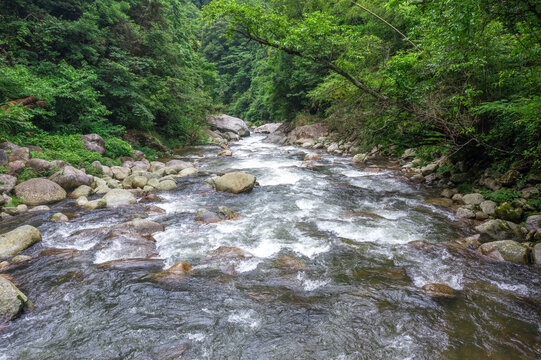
[{"left": 494, "top": 202, "right": 523, "bottom": 223}]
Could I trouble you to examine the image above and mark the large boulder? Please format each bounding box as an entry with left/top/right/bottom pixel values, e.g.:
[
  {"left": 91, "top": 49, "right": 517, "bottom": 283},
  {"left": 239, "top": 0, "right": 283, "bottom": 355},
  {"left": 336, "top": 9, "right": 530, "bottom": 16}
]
[
  {"left": 478, "top": 240, "right": 529, "bottom": 264},
  {"left": 50, "top": 166, "right": 92, "bottom": 190},
  {"left": 103, "top": 189, "right": 136, "bottom": 207},
  {"left": 254, "top": 123, "right": 282, "bottom": 134},
  {"left": 79, "top": 134, "right": 105, "bottom": 155},
  {"left": 0, "top": 276, "right": 32, "bottom": 321},
  {"left": 207, "top": 114, "right": 250, "bottom": 136},
  {"left": 214, "top": 172, "right": 256, "bottom": 194},
  {"left": 15, "top": 178, "right": 67, "bottom": 205},
  {"left": 287, "top": 123, "right": 328, "bottom": 145},
  {"left": 8, "top": 147, "right": 30, "bottom": 163},
  {"left": 0, "top": 225, "right": 41, "bottom": 258},
  {"left": 0, "top": 174, "right": 17, "bottom": 194},
  {"left": 475, "top": 219, "right": 525, "bottom": 243}
]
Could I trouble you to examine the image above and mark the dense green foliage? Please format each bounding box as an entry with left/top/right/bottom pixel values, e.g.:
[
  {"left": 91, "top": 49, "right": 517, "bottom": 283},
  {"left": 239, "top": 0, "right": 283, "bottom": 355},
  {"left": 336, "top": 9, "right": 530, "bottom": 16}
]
[
  {"left": 203, "top": 0, "right": 541, "bottom": 168},
  {"left": 0, "top": 0, "right": 539, "bottom": 172},
  {"left": 0, "top": 0, "right": 216, "bottom": 145}
]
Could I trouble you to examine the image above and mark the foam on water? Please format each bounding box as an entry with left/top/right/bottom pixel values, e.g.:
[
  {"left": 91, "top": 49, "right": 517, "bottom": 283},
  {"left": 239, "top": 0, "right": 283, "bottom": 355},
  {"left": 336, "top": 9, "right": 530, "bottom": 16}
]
[{"left": 227, "top": 310, "right": 260, "bottom": 330}]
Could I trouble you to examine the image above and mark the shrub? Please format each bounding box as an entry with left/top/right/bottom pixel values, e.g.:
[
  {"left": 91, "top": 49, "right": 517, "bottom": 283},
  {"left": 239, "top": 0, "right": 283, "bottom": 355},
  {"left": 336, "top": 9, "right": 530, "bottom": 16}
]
[
  {"left": 104, "top": 137, "right": 133, "bottom": 159},
  {"left": 481, "top": 188, "right": 521, "bottom": 203},
  {"left": 456, "top": 183, "right": 473, "bottom": 194}
]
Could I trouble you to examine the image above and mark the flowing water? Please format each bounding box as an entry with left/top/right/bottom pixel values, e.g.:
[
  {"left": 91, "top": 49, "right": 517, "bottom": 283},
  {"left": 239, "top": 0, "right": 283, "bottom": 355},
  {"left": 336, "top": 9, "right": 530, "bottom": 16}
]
[{"left": 1, "top": 135, "right": 540, "bottom": 359}]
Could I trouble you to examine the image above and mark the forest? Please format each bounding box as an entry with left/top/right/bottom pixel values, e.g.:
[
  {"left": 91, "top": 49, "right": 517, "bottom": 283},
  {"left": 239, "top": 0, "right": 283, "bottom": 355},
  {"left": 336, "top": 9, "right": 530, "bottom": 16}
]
[{"left": 1, "top": 0, "right": 540, "bottom": 171}]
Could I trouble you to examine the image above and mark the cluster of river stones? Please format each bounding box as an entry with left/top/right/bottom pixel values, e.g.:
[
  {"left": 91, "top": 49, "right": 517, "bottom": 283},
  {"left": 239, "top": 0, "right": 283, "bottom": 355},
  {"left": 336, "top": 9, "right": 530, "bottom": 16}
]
[
  {"left": 1, "top": 115, "right": 540, "bottom": 323},
  {"left": 0, "top": 117, "right": 258, "bottom": 323}
]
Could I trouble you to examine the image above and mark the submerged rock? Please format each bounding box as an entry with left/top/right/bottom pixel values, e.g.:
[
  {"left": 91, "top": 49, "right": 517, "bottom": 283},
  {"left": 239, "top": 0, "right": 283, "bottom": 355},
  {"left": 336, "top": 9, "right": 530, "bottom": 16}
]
[
  {"left": 112, "top": 218, "right": 165, "bottom": 236},
  {"left": 195, "top": 209, "right": 221, "bottom": 224},
  {"left": 275, "top": 255, "right": 308, "bottom": 271},
  {"left": 50, "top": 213, "right": 69, "bottom": 222},
  {"left": 98, "top": 258, "right": 163, "bottom": 271},
  {"left": 15, "top": 178, "right": 67, "bottom": 205},
  {"left": 422, "top": 283, "right": 456, "bottom": 298},
  {"left": 0, "top": 225, "right": 41, "bottom": 258},
  {"left": 304, "top": 154, "right": 322, "bottom": 161},
  {"left": 218, "top": 150, "right": 232, "bottom": 157},
  {"left": 214, "top": 172, "right": 256, "bottom": 194},
  {"left": 425, "top": 198, "right": 453, "bottom": 207},
  {"left": 152, "top": 262, "right": 192, "bottom": 282},
  {"left": 478, "top": 240, "right": 529, "bottom": 264},
  {"left": 0, "top": 276, "right": 33, "bottom": 321}
]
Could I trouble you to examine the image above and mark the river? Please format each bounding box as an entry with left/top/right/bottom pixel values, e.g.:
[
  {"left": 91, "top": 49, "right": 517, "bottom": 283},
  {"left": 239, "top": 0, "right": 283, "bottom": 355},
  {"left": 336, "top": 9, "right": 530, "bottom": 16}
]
[{"left": 1, "top": 135, "right": 540, "bottom": 359}]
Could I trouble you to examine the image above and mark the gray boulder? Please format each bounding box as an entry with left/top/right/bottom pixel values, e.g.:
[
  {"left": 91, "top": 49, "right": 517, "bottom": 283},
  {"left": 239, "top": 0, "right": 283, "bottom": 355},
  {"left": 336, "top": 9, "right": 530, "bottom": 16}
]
[
  {"left": 112, "top": 218, "right": 164, "bottom": 236},
  {"left": 207, "top": 114, "right": 250, "bottom": 136},
  {"left": 79, "top": 134, "right": 105, "bottom": 155},
  {"left": 164, "top": 160, "right": 193, "bottom": 172},
  {"left": 7, "top": 160, "right": 25, "bottom": 174},
  {"left": 0, "top": 225, "right": 41, "bottom": 258},
  {"left": 15, "top": 178, "right": 67, "bottom": 205},
  {"left": 480, "top": 200, "right": 497, "bottom": 215},
  {"left": 214, "top": 172, "right": 256, "bottom": 194},
  {"left": 50, "top": 166, "right": 92, "bottom": 190},
  {"left": 103, "top": 189, "right": 136, "bottom": 207},
  {"left": 525, "top": 215, "right": 541, "bottom": 232},
  {"left": 69, "top": 185, "right": 92, "bottom": 199},
  {"left": 156, "top": 180, "right": 177, "bottom": 191},
  {"left": 0, "top": 276, "right": 32, "bottom": 321},
  {"left": 0, "top": 174, "right": 17, "bottom": 194},
  {"left": 8, "top": 147, "right": 30, "bottom": 163},
  {"left": 475, "top": 219, "right": 525, "bottom": 243},
  {"left": 254, "top": 123, "right": 281, "bottom": 134},
  {"left": 478, "top": 240, "right": 529, "bottom": 264},
  {"left": 463, "top": 193, "right": 484, "bottom": 206},
  {"left": 28, "top": 158, "right": 55, "bottom": 171},
  {"left": 111, "top": 166, "right": 130, "bottom": 180}
]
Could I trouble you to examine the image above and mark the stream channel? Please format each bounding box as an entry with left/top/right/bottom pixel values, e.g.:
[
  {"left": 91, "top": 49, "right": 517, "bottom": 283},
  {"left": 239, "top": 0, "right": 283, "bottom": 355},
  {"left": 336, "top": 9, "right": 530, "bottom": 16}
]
[{"left": 1, "top": 135, "right": 540, "bottom": 359}]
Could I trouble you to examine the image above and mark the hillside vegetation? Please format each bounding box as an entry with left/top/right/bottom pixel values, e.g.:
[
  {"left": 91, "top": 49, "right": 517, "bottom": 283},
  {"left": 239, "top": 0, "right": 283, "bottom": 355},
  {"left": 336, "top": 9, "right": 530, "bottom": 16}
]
[{"left": 1, "top": 0, "right": 540, "bottom": 173}]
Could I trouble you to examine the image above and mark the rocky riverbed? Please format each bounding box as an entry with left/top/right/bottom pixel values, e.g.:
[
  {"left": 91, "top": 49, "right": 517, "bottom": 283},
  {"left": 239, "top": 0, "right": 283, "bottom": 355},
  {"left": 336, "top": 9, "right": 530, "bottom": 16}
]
[{"left": 0, "top": 120, "right": 540, "bottom": 359}]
